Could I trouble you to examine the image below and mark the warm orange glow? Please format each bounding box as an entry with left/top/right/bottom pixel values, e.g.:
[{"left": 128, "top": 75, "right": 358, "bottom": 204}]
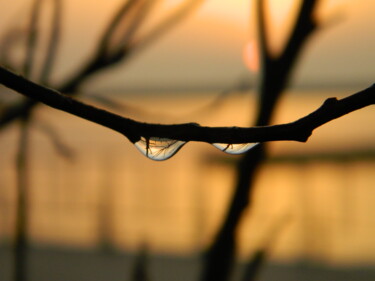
[
  {"left": 265, "top": 0, "right": 299, "bottom": 26},
  {"left": 164, "top": 0, "right": 186, "bottom": 6},
  {"left": 242, "top": 40, "right": 259, "bottom": 72},
  {"left": 263, "top": 0, "right": 301, "bottom": 55}
]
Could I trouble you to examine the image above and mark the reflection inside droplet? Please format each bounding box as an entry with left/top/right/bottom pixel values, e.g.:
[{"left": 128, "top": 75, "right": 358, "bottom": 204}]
[
  {"left": 134, "top": 137, "right": 186, "bottom": 161},
  {"left": 212, "top": 142, "right": 259, "bottom": 154}
]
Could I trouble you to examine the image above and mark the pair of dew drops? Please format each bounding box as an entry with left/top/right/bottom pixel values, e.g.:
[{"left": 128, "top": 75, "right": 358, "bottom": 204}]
[{"left": 134, "top": 137, "right": 259, "bottom": 161}]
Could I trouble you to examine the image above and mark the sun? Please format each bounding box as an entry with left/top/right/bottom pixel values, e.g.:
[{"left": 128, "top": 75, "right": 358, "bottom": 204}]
[{"left": 243, "top": 40, "right": 259, "bottom": 72}]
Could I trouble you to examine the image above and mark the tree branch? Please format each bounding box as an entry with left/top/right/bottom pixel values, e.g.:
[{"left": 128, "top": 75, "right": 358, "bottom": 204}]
[
  {"left": 0, "top": 0, "right": 203, "bottom": 130},
  {"left": 1, "top": 66, "right": 374, "bottom": 148},
  {"left": 200, "top": 2, "right": 318, "bottom": 281},
  {"left": 255, "top": 0, "right": 270, "bottom": 68}
]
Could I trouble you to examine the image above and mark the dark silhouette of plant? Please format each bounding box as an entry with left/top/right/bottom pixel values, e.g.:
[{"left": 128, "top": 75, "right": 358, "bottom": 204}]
[
  {"left": 0, "top": 0, "right": 203, "bottom": 128},
  {"left": 0, "top": 1, "right": 203, "bottom": 280},
  {"left": 8, "top": 1, "right": 63, "bottom": 280},
  {"left": 0, "top": 1, "right": 374, "bottom": 281},
  {"left": 200, "top": 1, "right": 319, "bottom": 281},
  {"left": 1, "top": 66, "right": 373, "bottom": 146},
  {"left": 131, "top": 244, "right": 150, "bottom": 281}
]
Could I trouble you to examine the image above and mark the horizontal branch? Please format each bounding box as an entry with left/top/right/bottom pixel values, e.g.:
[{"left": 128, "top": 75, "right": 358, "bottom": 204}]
[{"left": 1, "top": 66, "right": 374, "bottom": 145}]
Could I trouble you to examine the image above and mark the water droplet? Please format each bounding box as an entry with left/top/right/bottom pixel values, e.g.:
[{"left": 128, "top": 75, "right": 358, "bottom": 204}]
[
  {"left": 134, "top": 137, "right": 186, "bottom": 161},
  {"left": 212, "top": 143, "right": 259, "bottom": 155}
]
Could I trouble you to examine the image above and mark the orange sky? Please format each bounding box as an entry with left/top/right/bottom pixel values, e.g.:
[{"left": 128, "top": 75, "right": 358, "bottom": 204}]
[{"left": 1, "top": 0, "right": 375, "bottom": 92}]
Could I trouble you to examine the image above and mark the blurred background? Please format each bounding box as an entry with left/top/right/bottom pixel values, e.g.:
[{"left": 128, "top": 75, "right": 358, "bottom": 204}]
[{"left": 0, "top": 0, "right": 375, "bottom": 281}]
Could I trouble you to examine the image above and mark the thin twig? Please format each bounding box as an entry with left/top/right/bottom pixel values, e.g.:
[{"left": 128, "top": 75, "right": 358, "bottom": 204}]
[
  {"left": 256, "top": 0, "right": 270, "bottom": 68},
  {"left": 0, "top": 0, "right": 202, "bottom": 129},
  {"left": 200, "top": 1, "right": 320, "bottom": 281},
  {"left": 39, "top": 0, "right": 62, "bottom": 85},
  {"left": 130, "top": 0, "right": 204, "bottom": 54},
  {"left": 24, "top": 0, "right": 41, "bottom": 78},
  {"left": 33, "top": 118, "right": 74, "bottom": 159},
  {"left": 97, "top": 0, "right": 139, "bottom": 57},
  {"left": 13, "top": 116, "right": 30, "bottom": 281},
  {"left": 0, "top": 66, "right": 374, "bottom": 146}
]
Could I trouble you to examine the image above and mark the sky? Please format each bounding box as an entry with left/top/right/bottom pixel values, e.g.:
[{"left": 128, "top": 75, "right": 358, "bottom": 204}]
[{"left": 0, "top": 0, "right": 375, "bottom": 93}]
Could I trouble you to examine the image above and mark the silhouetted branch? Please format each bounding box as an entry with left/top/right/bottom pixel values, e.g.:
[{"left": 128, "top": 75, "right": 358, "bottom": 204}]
[
  {"left": 130, "top": 0, "right": 204, "bottom": 53},
  {"left": 280, "top": 0, "right": 317, "bottom": 65},
  {"left": 98, "top": 0, "right": 145, "bottom": 58},
  {"left": 256, "top": 0, "right": 270, "bottom": 67},
  {"left": 13, "top": 116, "right": 30, "bottom": 281},
  {"left": 23, "top": 0, "right": 41, "bottom": 78},
  {"left": 0, "top": 0, "right": 203, "bottom": 130},
  {"left": 240, "top": 250, "right": 266, "bottom": 281},
  {"left": 97, "top": 0, "right": 155, "bottom": 64},
  {"left": 131, "top": 244, "right": 150, "bottom": 281},
  {"left": 257, "top": 0, "right": 318, "bottom": 126},
  {"left": 178, "top": 75, "right": 252, "bottom": 119},
  {"left": 200, "top": 1, "right": 320, "bottom": 281},
  {"left": 39, "top": 0, "right": 62, "bottom": 85},
  {"left": 240, "top": 214, "right": 290, "bottom": 281},
  {"left": 33, "top": 118, "right": 74, "bottom": 159},
  {"left": 11, "top": 1, "right": 48, "bottom": 279},
  {"left": 1, "top": 66, "right": 374, "bottom": 147}
]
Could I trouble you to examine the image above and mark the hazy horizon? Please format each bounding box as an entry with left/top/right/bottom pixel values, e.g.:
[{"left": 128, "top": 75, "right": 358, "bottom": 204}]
[
  {"left": 85, "top": 80, "right": 371, "bottom": 96},
  {"left": 1, "top": 0, "right": 374, "bottom": 93}
]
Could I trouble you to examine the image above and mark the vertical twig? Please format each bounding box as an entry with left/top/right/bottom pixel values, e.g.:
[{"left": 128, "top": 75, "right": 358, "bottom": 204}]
[
  {"left": 13, "top": 116, "right": 31, "bottom": 281},
  {"left": 23, "top": 0, "right": 41, "bottom": 79},
  {"left": 97, "top": 0, "right": 139, "bottom": 57},
  {"left": 200, "top": 1, "right": 318, "bottom": 281},
  {"left": 130, "top": 0, "right": 204, "bottom": 54},
  {"left": 131, "top": 244, "right": 150, "bottom": 281},
  {"left": 240, "top": 250, "right": 267, "bottom": 281},
  {"left": 13, "top": 0, "right": 44, "bottom": 279},
  {"left": 39, "top": 0, "right": 62, "bottom": 85}
]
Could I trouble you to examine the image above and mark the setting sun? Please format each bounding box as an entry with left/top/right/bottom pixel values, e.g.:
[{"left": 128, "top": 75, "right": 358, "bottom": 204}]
[{"left": 243, "top": 40, "right": 259, "bottom": 72}]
